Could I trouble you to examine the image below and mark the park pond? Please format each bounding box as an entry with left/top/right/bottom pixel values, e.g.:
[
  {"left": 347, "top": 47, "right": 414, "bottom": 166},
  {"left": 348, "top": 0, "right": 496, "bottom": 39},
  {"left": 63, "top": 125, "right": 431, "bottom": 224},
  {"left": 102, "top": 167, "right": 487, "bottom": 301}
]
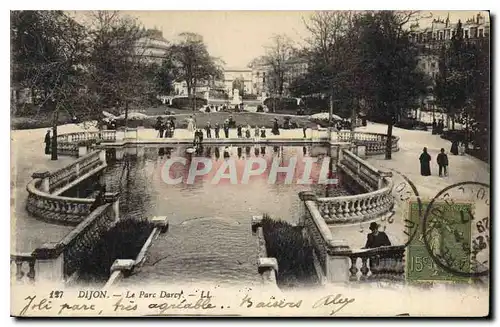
[{"left": 92, "top": 144, "right": 353, "bottom": 285}]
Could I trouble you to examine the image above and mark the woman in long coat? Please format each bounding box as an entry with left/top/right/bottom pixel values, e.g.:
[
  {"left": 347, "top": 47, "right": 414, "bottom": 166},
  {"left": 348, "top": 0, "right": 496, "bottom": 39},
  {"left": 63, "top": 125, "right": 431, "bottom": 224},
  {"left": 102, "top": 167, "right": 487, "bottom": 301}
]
[
  {"left": 44, "top": 130, "right": 51, "bottom": 155},
  {"left": 186, "top": 116, "right": 195, "bottom": 133},
  {"left": 419, "top": 147, "right": 432, "bottom": 176}
]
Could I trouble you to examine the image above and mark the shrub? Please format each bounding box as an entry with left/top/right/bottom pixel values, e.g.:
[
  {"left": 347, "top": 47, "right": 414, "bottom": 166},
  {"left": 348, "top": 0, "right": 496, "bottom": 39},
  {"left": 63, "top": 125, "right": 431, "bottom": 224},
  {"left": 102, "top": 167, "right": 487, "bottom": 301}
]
[
  {"left": 261, "top": 214, "right": 318, "bottom": 288},
  {"left": 171, "top": 96, "right": 208, "bottom": 110},
  {"left": 78, "top": 219, "right": 154, "bottom": 282},
  {"left": 263, "top": 97, "right": 299, "bottom": 111}
]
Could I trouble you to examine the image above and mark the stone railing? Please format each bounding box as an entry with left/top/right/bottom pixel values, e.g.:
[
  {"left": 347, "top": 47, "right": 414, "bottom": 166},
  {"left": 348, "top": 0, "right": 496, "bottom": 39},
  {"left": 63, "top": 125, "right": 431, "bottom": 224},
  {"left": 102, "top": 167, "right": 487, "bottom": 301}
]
[
  {"left": 337, "top": 131, "right": 400, "bottom": 156},
  {"left": 28, "top": 198, "right": 119, "bottom": 282},
  {"left": 103, "top": 217, "right": 170, "bottom": 288},
  {"left": 26, "top": 150, "right": 108, "bottom": 225},
  {"left": 311, "top": 149, "right": 394, "bottom": 224},
  {"left": 299, "top": 192, "right": 352, "bottom": 283},
  {"left": 345, "top": 246, "right": 405, "bottom": 282},
  {"left": 10, "top": 253, "right": 36, "bottom": 283},
  {"left": 57, "top": 130, "right": 116, "bottom": 143},
  {"left": 55, "top": 130, "right": 116, "bottom": 157},
  {"left": 48, "top": 150, "right": 104, "bottom": 191}
]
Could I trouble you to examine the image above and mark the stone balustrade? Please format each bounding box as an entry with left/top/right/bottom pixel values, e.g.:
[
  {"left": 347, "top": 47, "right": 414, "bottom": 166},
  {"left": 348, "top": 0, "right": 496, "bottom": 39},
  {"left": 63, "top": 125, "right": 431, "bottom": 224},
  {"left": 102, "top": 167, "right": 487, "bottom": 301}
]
[
  {"left": 10, "top": 253, "right": 36, "bottom": 283},
  {"left": 316, "top": 183, "right": 393, "bottom": 224},
  {"left": 29, "top": 200, "right": 119, "bottom": 282},
  {"left": 310, "top": 149, "right": 394, "bottom": 224},
  {"left": 57, "top": 130, "right": 116, "bottom": 143},
  {"left": 48, "top": 150, "right": 103, "bottom": 191},
  {"left": 346, "top": 245, "right": 405, "bottom": 282},
  {"left": 26, "top": 150, "right": 108, "bottom": 225},
  {"left": 337, "top": 131, "right": 399, "bottom": 156}
]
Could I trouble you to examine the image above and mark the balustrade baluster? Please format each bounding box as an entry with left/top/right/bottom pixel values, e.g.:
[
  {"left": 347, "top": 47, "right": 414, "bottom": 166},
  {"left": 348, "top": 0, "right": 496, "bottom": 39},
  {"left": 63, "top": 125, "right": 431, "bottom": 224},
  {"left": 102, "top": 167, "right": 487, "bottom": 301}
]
[
  {"left": 27, "top": 262, "right": 35, "bottom": 281},
  {"left": 360, "top": 257, "right": 369, "bottom": 280},
  {"left": 349, "top": 256, "right": 359, "bottom": 281},
  {"left": 15, "top": 262, "right": 24, "bottom": 280}
]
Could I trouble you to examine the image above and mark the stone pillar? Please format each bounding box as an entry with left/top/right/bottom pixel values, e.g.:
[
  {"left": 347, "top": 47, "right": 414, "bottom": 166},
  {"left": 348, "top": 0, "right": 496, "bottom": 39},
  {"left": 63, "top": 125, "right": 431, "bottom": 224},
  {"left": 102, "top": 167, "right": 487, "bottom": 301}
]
[
  {"left": 151, "top": 216, "right": 169, "bottom": 233},
  {"left": 357, "top": 145, "right": 367, "bottom": 159},
  {"left": 325, "top": 239, "right": 352, "bottom": 283},
  {"left": 136, "top": 126, "right": 144, "bottom": 141},
  {"left": 298, "top": 191, "right": 317, "bottom": 227},
  {"left": 251, "top": 215, "right": 263, "bottom": 234},
  {"left": 115, "top": 129, "right": 125, "bottom": 142},
  {"left": 78, "top": 145, "right": 88, "bottom": 157},
  {"left": 99, "top": 149, "right": 106, "bottom": 163},
  {"left": 32, "top": 171, "right": 51, "bottom": 193},
  {"left": 104, "top": 192, "right": 120, "bottom": 222},
  {"left": 113, "top": 148, "right": 123, "bottom": 160},
  {"left": 32, "top": 242, "right": 65, "bottom": 282}
]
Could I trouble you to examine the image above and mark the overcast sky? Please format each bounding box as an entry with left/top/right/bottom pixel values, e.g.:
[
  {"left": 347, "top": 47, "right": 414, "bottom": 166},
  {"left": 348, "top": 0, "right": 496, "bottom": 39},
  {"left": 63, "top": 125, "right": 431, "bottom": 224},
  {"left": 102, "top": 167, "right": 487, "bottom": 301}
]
[{"left": 73, "top": 10, "right": 489, "bottom": 68}]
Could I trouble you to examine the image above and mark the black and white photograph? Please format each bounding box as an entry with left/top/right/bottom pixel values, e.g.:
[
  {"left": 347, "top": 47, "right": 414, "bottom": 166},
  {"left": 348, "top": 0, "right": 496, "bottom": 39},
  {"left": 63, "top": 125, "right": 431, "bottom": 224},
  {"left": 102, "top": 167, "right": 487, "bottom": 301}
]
[{"left": 9, "top": 9, "right": 490, "bottom": 317}]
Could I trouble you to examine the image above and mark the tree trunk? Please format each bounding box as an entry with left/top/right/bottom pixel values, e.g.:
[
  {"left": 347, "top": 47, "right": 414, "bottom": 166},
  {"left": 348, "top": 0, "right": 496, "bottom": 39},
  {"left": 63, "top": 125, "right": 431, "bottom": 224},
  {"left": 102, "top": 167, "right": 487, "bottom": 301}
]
[
  {"left": 385, "top": 114, "right": 393, "bottom": 160},
  {"left": 451, "top": 115, "right": 455, "bottom": 130},
  {"left": 51, "top": 109, "right": 59, "bottom": 161},
  {"left": 350, "top": 99, "right": 357, "bottom": 141},
  {"left": 329, "top": 90, "right": 334, "bottom": 126},
  {"left": 124, "top": 100, "right": 129, "bottom": 129},
  {"left": 193, "top": 84, "right": 197, "bottom": 111}
]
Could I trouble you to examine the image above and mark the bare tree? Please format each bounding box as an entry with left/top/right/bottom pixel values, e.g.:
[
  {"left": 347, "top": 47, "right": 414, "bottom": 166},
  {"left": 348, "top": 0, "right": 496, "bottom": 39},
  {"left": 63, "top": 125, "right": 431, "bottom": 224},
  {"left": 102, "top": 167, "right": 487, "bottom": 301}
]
[
  {"left": 262, "top": 34, "right": 295, "bottom": 111},
  {"left": 303, "top": 11, "right": 358, "bottom": 122},
  {"left": 85, "top": 10, "right": 149, "bottom": 127}
]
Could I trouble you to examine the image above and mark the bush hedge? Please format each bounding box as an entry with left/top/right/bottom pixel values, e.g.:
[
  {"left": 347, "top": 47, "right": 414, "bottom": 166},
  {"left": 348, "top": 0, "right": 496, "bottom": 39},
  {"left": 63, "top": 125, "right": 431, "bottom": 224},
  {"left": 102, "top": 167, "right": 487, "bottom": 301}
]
[
  {"left": 261, "top": 214, "right": 318, "bottom": 288},
  {"left": 78, "top": 219, "right": 154, "bottom": 283},
  {"left": 263, "top": 97, "right": 299, "bottom": 111},
  {"left": 171, "top": 96, "right": 208, "bottom": 110}
]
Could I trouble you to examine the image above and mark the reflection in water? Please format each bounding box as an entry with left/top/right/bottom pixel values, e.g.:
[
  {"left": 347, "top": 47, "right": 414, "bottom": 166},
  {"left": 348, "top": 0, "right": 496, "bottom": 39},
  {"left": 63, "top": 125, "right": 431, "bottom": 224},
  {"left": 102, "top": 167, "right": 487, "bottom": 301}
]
[{"left": 102, "top": 144, "right": 351, "bottom": 283}]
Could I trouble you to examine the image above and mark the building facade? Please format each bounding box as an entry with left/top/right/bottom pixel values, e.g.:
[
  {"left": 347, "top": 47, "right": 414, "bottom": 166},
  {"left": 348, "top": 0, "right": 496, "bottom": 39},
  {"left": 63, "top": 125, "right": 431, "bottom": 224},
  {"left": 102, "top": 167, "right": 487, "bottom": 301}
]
[
  {"left": 248, "top": 53, "right": 308, "bottom": 97},
  {"left": 223, "top": 68, "right": 253, "bottom": 96},
  {"left": 409, "top": 12, "right": 490, "bottom": 112},
  {"left": 134, "top": 29, "right": 170, "bottom": 65}
]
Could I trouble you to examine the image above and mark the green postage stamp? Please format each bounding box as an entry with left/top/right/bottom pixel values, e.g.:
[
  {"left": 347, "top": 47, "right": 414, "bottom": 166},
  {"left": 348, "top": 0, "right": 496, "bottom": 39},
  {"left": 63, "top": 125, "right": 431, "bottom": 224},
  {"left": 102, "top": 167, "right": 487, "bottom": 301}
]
[{"left": 406, "top": 200, "right": 473, "bottom": 283}]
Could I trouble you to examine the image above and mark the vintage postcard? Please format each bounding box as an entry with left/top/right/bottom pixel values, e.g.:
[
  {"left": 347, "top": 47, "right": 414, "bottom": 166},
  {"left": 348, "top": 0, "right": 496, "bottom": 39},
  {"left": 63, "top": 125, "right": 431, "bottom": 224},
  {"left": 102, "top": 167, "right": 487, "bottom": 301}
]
[{"left": 10, "top": 10, "right": 490, "bottom": 317}]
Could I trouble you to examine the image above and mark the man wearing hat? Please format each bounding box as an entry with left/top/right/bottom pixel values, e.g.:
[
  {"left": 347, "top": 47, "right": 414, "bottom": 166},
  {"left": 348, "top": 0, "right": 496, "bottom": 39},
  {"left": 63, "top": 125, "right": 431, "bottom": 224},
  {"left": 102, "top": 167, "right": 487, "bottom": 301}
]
[{"left": 364, "top": 222, "right": 391, "bottom": 249}]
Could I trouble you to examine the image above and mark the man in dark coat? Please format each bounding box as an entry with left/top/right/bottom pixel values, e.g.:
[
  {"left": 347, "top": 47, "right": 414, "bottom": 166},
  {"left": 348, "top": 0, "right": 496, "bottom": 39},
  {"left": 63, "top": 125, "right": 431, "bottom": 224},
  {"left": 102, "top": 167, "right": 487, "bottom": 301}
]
[
  {"left": 364, "top": 222, "right": 391, "bottom": 249},
  {"left": 272, "top": 118, "right": 280, "bottom": 135},
  {"left": 205, "top": 122, "right": 212, "bottom": 139},
  {"left": 44, "top": 130, "right": 51, "bottom": 155},
  {"left": 419, "top": 147, "right": 432, "bottom": 176},
  {"left": 437, "top": 148, "right": 449, "bottom": 177}
]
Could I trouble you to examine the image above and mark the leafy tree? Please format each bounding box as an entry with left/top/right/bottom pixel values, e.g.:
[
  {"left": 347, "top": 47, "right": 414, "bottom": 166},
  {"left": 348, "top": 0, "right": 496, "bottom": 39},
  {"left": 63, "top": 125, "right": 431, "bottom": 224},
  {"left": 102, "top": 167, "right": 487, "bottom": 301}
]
[
  {"left": 168, "top": 32, "right": 223, "bottom": 110},
  {"left": 434, "top": 20, "right": 470, "bottom": 130},
  {"left": 11, "top": 10, "right": 91, "bottom": 160},
  {"left": 352, "top": 11, "right": 430, "bottom": 159}
]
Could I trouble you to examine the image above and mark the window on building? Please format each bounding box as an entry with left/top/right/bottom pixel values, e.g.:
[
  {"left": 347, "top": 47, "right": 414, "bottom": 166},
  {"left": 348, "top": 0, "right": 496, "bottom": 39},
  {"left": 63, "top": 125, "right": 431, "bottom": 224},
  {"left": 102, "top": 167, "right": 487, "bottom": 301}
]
[
  {"left": 465, "top": 30, "right": 469, "bottom": 38},
  {"left": 256, "top": 72, "right": 260, "bottom": 77},
  {"left": 479, "top": 29, "right": 484, "bottom": 37},
  {"left": 431, "top": 62, "right": 436, "bottom": 69},
  {"left": 446, "top": 30, "right": 450, "bottom": 39},
  {"left": 452, "top": 30, "right": 456, "bottom": 37}
]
